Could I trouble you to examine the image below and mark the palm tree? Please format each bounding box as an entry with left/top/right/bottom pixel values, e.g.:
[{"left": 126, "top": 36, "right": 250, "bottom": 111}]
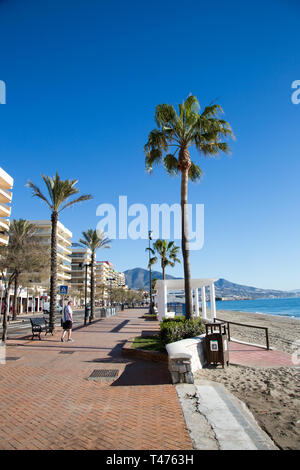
[
  {"left": 27, "top": 173, "right": 92, "bottom": 329},
  {"left": 79, "top": 229, "right": 111, "bottom": 320},
  {"left": 147, "top": 239, "right": 180, "bottom": 280},
  {"left": 145, "top": 95, "right": 233, "bottom": 319}
]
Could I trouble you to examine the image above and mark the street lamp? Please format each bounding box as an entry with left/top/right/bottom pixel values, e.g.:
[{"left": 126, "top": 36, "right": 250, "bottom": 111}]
[
  {"left": 148, "top": 230, "right": 154, "bottom": 314},
  {"left": 107, "top": 278, "right": 114, "bottom": 308},
  {"left": 79, "top": 262, "right": 92, "bottom": 326}
]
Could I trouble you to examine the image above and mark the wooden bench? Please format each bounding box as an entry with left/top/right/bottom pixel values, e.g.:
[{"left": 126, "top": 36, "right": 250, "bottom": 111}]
[{"left": 30, "top": 318, "right": 54, "bottom": 340}]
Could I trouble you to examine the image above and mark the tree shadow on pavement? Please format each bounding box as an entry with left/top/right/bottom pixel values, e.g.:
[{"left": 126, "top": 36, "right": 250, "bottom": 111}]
[
  {"left": 111, "top": 360, "right": 171, "bottom": 386},
  {"left": 83, "top": 341, "right": 171, "bottom": 385}
]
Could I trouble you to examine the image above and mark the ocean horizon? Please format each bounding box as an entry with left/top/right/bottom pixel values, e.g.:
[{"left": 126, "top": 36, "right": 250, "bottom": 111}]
[
  {"left": 167, "top": 294, "right": 300, "bottom": 319},
  {"left": 215, "top": 297, "right": 300, "bottom": 319}
]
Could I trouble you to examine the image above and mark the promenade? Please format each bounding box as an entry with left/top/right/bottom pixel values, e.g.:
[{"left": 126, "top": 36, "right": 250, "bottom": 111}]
[{"left": 0, "top": 308, "right": 192, "bottom": 450}]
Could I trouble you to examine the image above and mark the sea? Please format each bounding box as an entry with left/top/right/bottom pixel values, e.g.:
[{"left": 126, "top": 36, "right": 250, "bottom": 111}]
[
  {"left": 215, "top": 297, "right": 300, "bottom": 319},
  {"left": 168, "top": 294, "right": 300, "bottom": 319}
]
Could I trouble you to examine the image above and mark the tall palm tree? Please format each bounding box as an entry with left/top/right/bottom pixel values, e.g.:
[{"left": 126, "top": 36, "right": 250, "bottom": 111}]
[
  {"left": 147, "top": 239, "right": 180, "bottom": 280},
  {"left": 145, "top": 95, "right": 233, "bottom": 319},
  {"left": 79, "top": 229, "right": 111, "bottom": 320},
  {"left": 27, "top": 173, "right": 92, "bottom": 329}
]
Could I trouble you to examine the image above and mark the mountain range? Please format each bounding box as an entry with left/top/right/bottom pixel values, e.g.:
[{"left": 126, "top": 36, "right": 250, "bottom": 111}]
[{"left": 124, "top": 268, "right": 299, "bottom": 300}]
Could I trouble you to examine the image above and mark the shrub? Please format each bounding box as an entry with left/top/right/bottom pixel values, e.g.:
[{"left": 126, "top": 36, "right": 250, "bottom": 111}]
[
  {"left": 160, "top": 317, "right": 205, "bottom": 345},
  {"left": 162, "top": 315, "right": 185, "bottom": 323}
]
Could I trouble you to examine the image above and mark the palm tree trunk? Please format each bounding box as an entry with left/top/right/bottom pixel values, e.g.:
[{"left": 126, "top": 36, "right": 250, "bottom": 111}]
[
  {"left": 162, "top": 260, "right": 165, "bottom": 280},
  {"left": 181, "top": 167, "right": 193, "bottom": 319},
  {"left": 50, "top": 210, "right": 58, "bottom": 330},
  {"left": 12, "top": 273, "right": 19, "bottom": 321},
  {"left": 90, "top": 252, "right": 95, "bottom": 320}
]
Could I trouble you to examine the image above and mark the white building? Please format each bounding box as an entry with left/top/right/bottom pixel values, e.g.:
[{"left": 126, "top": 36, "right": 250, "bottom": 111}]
[
  {"left": 0, "top": 167, "right": 13, "bottom": 247},
  {"left": 71, "top": 243, "right": 92, "bottom": 304},
  {"left": 30, "top": 220, "right": 72, "bottom": 284}
]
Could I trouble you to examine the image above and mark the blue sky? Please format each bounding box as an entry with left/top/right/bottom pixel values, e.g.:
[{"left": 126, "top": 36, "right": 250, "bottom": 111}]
[{"left": 0, "top": 0, "right": 299, "bottom": 290}]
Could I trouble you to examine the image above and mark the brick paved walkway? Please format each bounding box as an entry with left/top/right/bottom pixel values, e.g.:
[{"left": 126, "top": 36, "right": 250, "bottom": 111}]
[
  {"left": 0, "top": 309, "right": 192, "bottom": 450},
  {"left": 229, "top": 341, "right": 295, "bottom": 367}
]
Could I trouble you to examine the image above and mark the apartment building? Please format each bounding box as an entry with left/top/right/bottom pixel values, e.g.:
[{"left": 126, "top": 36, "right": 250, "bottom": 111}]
[
  {"left": 94, "top": 260, "right": 126, "bottom": 302},
  {"left": 30, "top": 220, "right": 72, "bottom": 285},
  {"left": 5, "top": 219, "right": 72, "bottom": 314},
  {"left": 95, "top": 260, "right": 114, "bottom": 285},
  {"left": 115, "top": 271, "right": 125, "bottom": 288},
  {"left": 0, "top": 167, "right": 13, "bottom": 247},
  {"left": 70, "top": 243, "right": 92, "bottom": 297}
]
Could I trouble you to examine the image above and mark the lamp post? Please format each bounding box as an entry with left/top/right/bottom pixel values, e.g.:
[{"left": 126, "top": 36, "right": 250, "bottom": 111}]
[
  {"left": 107, "top": 278, "right": 114, "bottom": 307},
  {"left": 79, "top": 262, "right": 92, "bottom": 326},
  {"left": 148, "top": 230, "right": 154, "bottom": 314}
]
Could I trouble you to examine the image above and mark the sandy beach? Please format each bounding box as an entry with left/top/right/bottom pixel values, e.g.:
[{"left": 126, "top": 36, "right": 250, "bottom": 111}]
[
  {"left": 216, "top": 309, "right": 300, "bottom": 354},
  {"left": 196, "top": 310, "right": 300, "bottom": 450}
]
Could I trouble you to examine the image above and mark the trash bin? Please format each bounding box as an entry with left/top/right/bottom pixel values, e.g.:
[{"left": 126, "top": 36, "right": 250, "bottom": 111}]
[
  {"left": 204, "top": 321, "right": 229, "bottom": 368},
  {"left": 100, "top": 307, "right": 106, "bottom": 318}
]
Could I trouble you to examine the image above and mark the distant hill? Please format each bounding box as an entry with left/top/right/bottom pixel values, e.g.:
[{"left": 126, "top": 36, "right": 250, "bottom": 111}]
[
  {"left": 124, "top": 268, "right": 299, "bottom": 299},
  {"left": 213, "top": 278, "right": 298, "bottom": 299},
  {"left": 124, "top": 267, "right": 178, "bottom": 290}
]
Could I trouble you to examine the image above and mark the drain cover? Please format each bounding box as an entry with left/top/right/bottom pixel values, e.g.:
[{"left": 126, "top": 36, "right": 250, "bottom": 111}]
[
  {"left": 88, "top": 369, "right": 119, "bottom": 380},
  {"left": 59, "top": 351, "right": 74, "bottom": 354},
  {"left": 6, "top": 357, "right": 21, "bottom": 361}
]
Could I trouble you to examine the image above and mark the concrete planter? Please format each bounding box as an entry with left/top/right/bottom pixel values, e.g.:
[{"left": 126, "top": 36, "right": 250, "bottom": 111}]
[{"left": 166, "top": 335, "right": 207, "bottom": 384}]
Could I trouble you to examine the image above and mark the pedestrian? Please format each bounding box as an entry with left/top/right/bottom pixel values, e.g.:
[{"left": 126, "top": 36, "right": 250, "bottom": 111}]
[{"left": 61, "top": 300, "right": 74, "bottom": 342}]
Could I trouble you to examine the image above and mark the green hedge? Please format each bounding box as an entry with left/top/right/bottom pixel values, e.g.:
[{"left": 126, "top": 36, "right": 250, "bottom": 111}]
[
  {"left": 160, "top": 317, "right": 205, "bottom": 345},
  {"left": 162, "top": 316, "right": 186, "bottom": 323}
]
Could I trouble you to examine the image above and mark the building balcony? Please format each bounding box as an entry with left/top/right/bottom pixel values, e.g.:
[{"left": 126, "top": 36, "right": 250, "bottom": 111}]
[
  {"left": 0, "top": 204, "right": 11, "bottom": 218},
  {"left": 71, "top": 254, "right": 91, "bottom": 261},
  {"left": 0, "top": 188, "right": 12, "bottom": 204},
  {"left": 57, "top": 252, "right": 72, "bottom": 264},
  {"left": 60, "top": 263, "right": 72, "bottom": 272},
  {"left": 57, "top": 222, "right": 72, "bottom": 240},
  {"left": 57, "top": 231, "right": 72, "bottom": 246},
  {"left": 0, "top": 168, "right": 14, "bottom": 190},
  {"left": 57, "top": 242, "right": 72, "bottom": 256},
  {"left": 57, "top": 271, "right": 71, "bottom": 281},
  {"left": 0, "top": 234, "right": 9, "bottom": 245},
  {"left": 0, "top": 218, "right": 9, "bottom": 231}
]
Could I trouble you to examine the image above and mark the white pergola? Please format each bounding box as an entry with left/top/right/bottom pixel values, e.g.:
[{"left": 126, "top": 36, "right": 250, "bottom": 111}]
[{"left": 155, "top": 278, "right": 219, "bottom": 321}]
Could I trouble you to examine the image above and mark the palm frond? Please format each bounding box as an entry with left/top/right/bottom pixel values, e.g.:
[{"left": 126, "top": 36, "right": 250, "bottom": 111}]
[
  {"left": 26, "top": 180, "right": 51, "bottom": 208},
  {"left": 154, "top": 104, "right": 177, "bottom": 129},
  {"left": 164, "top": 154, "right": 179, "bottom": 176},
  {"left": 59, "top": 194, "right": 93, "bottom": 212},
  {"left": 144, "top": 129, "right": 168, "bottom": 153},
  {"left": 199, "top": 141, "right": 231, "bottom": 157},
  {"left": 188, "top": 163, "right": 202, "bottom": 181},
  {"left": 145, "top": 148, "right": 163, "bottom": 174},
  {"left": 148, "top": 256, "right": 158, "bottom": 268}
]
